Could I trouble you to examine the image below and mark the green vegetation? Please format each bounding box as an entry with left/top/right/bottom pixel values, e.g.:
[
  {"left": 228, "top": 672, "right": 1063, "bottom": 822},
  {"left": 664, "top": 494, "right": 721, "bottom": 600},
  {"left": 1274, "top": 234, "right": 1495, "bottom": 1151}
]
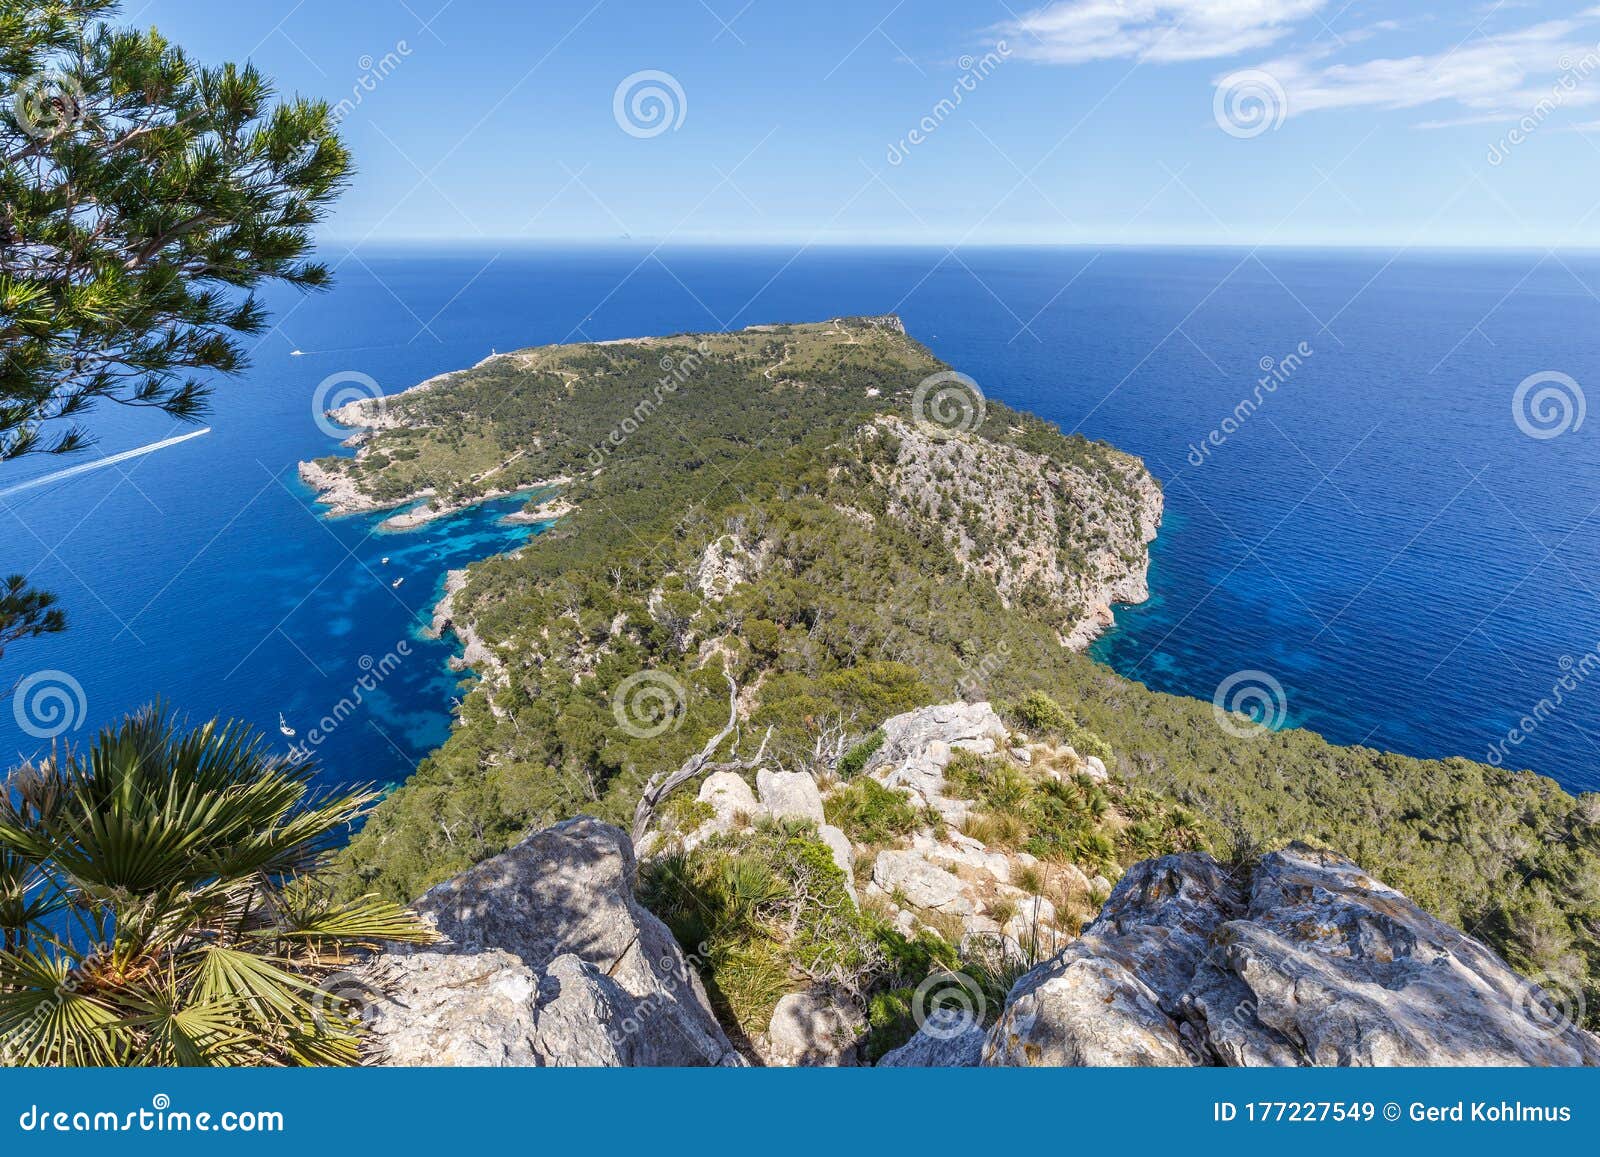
[
  {"left": 941, "top": 745, "right": 1202, "bottom": 878},
  {"left": 0, "top": 575, "right": 64, "bottom": 660},
  {"left": 0, "top": 0, "right": 349, "bottom": 650},
  {"left": 639, "top": 816, "right": 1020, "bottom": 1058},
  {"left": 639, "top": 818, "right": 888, "bottom": 1036},
  {"left": 328, "top": 318, "right": 1600, "bottom": 1026},
  {"left": 1005, "top": 690, "right": 1113, "bottom": 761},
  {"left": 333, "top": 318, "right": 1138, "bottom": 899},
  {"left": 836, "top": 729, "right": 885, "bottom": 780},
  {"left": 823, "top": 778, "right": 924, "bottom": 845},
  {"left": 0, "top": 707, "right": 431, "bottom": 1065}
]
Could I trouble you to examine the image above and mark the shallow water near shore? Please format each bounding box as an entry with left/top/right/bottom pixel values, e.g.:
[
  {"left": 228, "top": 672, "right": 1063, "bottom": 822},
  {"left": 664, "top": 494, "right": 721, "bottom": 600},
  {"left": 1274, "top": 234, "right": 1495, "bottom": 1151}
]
[{"left": 3, "top": 245, "right": 1598, "bottom": 794}]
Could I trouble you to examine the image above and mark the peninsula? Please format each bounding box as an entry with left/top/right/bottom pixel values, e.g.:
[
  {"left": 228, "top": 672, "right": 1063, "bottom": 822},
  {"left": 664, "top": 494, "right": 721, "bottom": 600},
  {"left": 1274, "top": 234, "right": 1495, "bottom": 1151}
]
[{"left": 304, "top": 317, "right": 1599, "bottom": 1060}]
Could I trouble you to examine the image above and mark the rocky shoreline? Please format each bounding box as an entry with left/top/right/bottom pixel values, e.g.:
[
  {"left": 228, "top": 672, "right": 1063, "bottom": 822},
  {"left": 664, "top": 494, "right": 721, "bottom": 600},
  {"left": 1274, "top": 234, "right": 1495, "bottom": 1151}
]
[
  {"left": 427, "top": 567, "right": 500, "bottom": 684},
  {"left": 865, "top": 415, "right": 1162, "bottom": 653},
  {"left": 1060, "top": 470, "right": 1163, "bottom": 651}
]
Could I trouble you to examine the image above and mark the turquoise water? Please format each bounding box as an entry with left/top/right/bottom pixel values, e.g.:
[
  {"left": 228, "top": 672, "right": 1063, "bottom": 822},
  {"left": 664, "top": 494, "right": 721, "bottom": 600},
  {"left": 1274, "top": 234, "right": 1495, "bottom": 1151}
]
[{"left": 3, "top": 246, "right": 1598, "bottom": 793}]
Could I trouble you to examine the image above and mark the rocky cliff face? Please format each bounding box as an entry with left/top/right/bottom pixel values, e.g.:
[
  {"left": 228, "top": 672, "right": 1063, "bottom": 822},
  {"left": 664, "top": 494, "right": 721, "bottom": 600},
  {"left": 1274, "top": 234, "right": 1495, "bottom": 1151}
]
[
  {"left": 359, "top": 818, "right": 739, "bottom": 1066},
  {"left": 864, "top": 417, "right": 1160, "bottom": 651}
]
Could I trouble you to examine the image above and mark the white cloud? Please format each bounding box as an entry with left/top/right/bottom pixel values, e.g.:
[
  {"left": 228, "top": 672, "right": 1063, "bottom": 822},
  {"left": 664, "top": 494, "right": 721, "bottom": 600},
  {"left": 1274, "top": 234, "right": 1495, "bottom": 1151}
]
[
  {"left": 1247, "top": 15, "right": 1600, "bottom": 121},
  {"left": 998, "top": 2, "right": 1600, "bottom": 130},
  {"left": 999, "top": 0, "right": 1329, "bottom": 64}
]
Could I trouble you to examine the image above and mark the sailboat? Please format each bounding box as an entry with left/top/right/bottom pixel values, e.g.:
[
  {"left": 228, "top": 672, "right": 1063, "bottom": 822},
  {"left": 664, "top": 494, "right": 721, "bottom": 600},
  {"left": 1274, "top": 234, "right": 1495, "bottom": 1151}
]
[
  {"left": 278, "top": 712, "right": 295, "bottom": 737},
  {"left": 391, "top": 576, "right": 404, "bottom": 588}
]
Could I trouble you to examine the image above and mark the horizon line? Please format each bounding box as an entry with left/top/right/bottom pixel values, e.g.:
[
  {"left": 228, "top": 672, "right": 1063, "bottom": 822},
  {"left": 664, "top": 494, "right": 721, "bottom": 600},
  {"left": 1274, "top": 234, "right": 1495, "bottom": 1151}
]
[{"left": 316, "top": 235, "right": 1600, "bottom": 254}]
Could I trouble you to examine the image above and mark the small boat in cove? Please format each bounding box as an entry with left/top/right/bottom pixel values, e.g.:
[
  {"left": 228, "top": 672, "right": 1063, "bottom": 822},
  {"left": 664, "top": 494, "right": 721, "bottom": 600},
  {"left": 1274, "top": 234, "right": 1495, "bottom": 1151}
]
[
  {"left": 391, "top": 577, "right": 404, "bottom": 588},
  {"left": 278, "top": 712, "right": 295, "bottom": 738}
]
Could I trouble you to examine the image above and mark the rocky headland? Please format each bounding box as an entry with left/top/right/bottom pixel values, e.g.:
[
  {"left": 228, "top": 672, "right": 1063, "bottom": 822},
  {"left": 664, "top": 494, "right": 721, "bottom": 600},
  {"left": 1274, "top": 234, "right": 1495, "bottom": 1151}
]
[{"left": 321, "top": 317, "right": 1600, "bottom": 1067}]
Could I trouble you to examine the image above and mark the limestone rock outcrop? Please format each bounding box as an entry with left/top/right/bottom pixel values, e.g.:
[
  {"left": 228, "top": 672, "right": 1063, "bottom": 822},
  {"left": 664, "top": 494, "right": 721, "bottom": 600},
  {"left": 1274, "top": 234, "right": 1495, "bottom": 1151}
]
[
  {"left": 973, "top": 844, "right": 1600, "bottom": 1068},
  {"left": 866, "top": 700, "right": 1009, "bottom": 802},
  {"left": 361, "top": 817, "right": 739, "bottom": 1067},
  {"left": 877, "top": 1009, "right": 989, "bottom": 1067},
  {"left": 756, "top": 767, "right": 826, "bottom": 825}
]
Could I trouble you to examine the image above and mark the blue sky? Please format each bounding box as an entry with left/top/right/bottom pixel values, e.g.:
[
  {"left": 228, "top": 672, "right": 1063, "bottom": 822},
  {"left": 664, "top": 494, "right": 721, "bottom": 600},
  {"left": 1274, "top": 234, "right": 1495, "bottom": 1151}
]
[{"left": 136, "top": 0, "right": 1600, "bottom": 247}]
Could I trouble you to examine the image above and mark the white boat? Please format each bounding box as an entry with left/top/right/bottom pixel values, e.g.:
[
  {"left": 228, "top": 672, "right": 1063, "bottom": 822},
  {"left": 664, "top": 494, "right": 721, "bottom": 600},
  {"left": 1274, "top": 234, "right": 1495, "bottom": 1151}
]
[
  {"left": 380, "top": 556, "right": 390, "bottom": 564},
  {"left": 290, "top": 349, "right": 304, "bottom": 356},
  {"left": 391, "top": 577, "right": 404, "bottom": 588},
  {"left": 278, "top": 712, "right": 295, "bottom": 737}
]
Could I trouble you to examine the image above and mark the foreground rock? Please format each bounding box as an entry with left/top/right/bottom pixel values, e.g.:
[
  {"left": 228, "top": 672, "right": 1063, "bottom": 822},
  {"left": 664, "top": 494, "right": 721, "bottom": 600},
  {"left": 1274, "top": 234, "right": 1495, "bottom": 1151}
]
[
  {"left": 362, "top": 817, "right": 739, "bottom": 1066},
  {"left": 1178, "top": 845, "right": 1600, "bottom": 1066},
  {"left": 899, "top": 843, "right": 1600, "bottom": 1067},
  {"left": 878, "top": 1009, "right": 988, "bottom": 1067},
  {"left": 764, "top": 989, "right": 866, "bottom": 1067}
]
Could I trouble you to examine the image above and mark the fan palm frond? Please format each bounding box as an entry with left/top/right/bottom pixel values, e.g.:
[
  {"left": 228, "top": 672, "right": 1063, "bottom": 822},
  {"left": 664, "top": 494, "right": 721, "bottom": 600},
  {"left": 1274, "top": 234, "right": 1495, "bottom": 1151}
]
[
  {"left": 0, "top": 705, "right": 430, "bottom": 1066},
  {"left": 0, "top": 947, "right": 125, "bottom": 1066}
]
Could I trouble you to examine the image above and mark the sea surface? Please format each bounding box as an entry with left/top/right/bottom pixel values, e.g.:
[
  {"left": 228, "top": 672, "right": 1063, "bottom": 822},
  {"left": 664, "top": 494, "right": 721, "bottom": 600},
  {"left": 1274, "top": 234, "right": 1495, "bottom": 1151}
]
[{"left": 3, "top": 245, "right": 1598, "bottom": 794}]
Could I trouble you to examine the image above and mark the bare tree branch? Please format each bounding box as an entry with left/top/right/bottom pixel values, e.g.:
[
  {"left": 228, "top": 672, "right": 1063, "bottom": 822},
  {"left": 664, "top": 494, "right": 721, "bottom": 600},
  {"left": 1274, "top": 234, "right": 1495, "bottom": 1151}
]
[{"left": 631, "top": 672, "right": 771, "bottom": 848}]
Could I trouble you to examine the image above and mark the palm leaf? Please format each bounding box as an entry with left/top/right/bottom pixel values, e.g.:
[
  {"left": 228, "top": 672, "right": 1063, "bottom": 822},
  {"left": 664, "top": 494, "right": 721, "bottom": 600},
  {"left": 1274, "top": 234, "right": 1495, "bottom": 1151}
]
[
  {"left": 0, "top": 948, "right": 125, "bottom": 1066},
  {"left": 0, "top": 706, "right": 426, "bottom": 1066},
  {"left": 116, "top": 970, "right": 260, "bottom": 1067},
  {"left": 267, "top": 879, "right": 437, "bottom": 947},
  {"left": 189, "top": 944, "right": 327, "bottom": 1025}
]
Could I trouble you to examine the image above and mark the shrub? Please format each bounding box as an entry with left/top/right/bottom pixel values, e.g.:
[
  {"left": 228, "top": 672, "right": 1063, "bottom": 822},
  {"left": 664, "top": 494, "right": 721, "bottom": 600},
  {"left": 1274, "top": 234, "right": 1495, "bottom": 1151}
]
[
  {"left": 824, "top": 778, "right": 921, "bottom": 844},
  {"left": 639, "top": 819, "right": 885, "bottom": 1039},
  {"left": 1005, "top": 692, "right": 1113, "bottom": 762},
  {"left": 864, "top": 988, "right": 916, "bottom": 1062},
  {"left": 1010, "top": 690, "right": 1071, "bottom": 736},
  {"left": 837, "top": 729, "right": 885, "bottom": 780},
  {"left": 660, "top": 793, "right": 715, "bottom": 835},
  {"left": 988, "top": 897, "right": 1018, "bottom": 928},
  {"left": 1065, "top": 723, "right": 1114, "bottom": 763},
  {"left": 942, "top": 748, "right": 988, "bottom": 799}
]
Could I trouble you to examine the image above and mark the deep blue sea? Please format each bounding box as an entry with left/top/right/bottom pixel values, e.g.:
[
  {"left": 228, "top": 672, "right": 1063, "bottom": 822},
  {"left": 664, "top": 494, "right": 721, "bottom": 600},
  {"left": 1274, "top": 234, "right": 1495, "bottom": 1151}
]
[{"left": 3, "top": 246, "right": 1598, "bottom": 794}]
